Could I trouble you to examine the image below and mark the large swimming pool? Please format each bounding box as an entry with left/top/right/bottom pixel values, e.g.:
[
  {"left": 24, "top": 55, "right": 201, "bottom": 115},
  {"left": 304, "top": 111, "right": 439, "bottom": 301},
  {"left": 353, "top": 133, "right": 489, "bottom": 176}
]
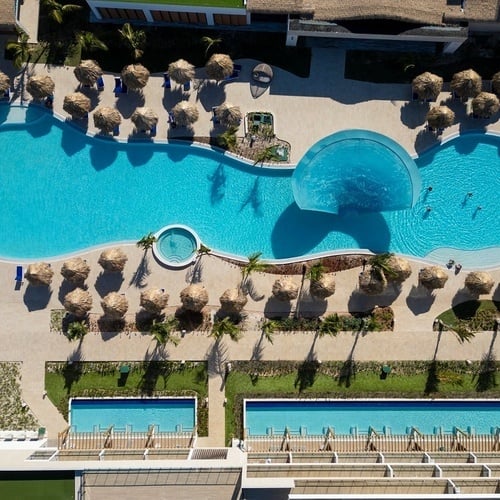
[
  {"left": 244, "top": 399, "right": 500, "bottom": 436},
  {"left": 0, "top": 105, "right": 498, "bottom": 265}
]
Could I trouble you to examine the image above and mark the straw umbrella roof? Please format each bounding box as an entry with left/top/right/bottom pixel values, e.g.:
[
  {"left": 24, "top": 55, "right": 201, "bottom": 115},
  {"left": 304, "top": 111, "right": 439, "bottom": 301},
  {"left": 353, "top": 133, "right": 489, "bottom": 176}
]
[
  {"left": 386, "top": 255, "right": 412, "bottom": 283},
  {"left": 411, "top": 72, "right": 443, "bottom": 101},
  {"left": 121, "top": 64, "right": 150, "bottom": 90},
  {"left": 205, "top": 53, "right": 234, "bottom": 81},
  {"left": 471, "top": 92, "right": 500, "bottom": 118},
  {"left": 358, "top": 269, "right": 387, "bottom": 295},
  {"left": 101, "top": 292, "right": 128, "bottom": 319},
  {"left": 60, "top": 257, "right": 91, "bottom": 284},
  {"left": 219, "top": 288, "right": 248, "bottom": 313},
  {"left": 171, "top": 101, "right": 199, "bottom": 127},
  {"left": 93, "top": 106, "right": 122, "bottom": 134},
  {"left": 491, "top": 72, "right": 500, "bottom": 97},
  {"left": 168, "top": 59, "right": 195, "bottom": 85},
  {"left": 73, "top": 59, "right": 102, "bottom": 86},
  {"left": 63, "top": 288, "right": 93, "bottom": 318},
  {"left": 215, "top": 102, "right": 242, "bottom": 127},
  {"left": 180, "top": 284, "right": 209, "bottom": 312},
  {"left": 450, "top": 69, "right": 482, "bottom": 99},
  {"left": 63, "top": 92, "right": 91, "bottom": 119},
  {"left": 131, "top": 107, "right": 159, "bottom": 131},
  {"left": 419, "top": 266, "right": 448, "bottom": 290},
  {"left": 25, "top": 262, "right": 54, "bottom": 286},
  {"left": 310, "top": 274, "right": 336, "bottom": 300},
  {"left": 426, "top": 106, "right": 455, "bottom": 130},
  {"left": 465, "top": 271, "right": 495, "bottom": 295},
  {"left": 140, "top": 288, "right": 169, "bottom": 315},
  {"left": 272, "top": 278, "right": 299, "bottom": 302},
  {"left": 26, "top": 75, "right": 55, "bottom": 100},
  {"left": 98, "top": 248, "right": 128, "bottom": 272},
  {"left": 0, "top": 70, "right": 10, "bottom": 93}
]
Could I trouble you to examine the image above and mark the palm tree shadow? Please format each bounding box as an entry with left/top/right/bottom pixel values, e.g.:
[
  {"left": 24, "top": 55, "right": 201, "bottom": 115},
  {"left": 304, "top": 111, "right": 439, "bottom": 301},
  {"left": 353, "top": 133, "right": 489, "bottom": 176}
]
[
  {"left": 63, "top": 343, "right": 85, "bottom": 394},
  {"left": 206, "top": 339, "right": 229, "bottom": 390},
  {"left": 208, "top": 163, "right": 226, "bottom": 205},
  {"left": 251, "top": 335, "right": 265, "bottom": 361},
  {"left": 424, "top": 323, "right": 444, "bottom": 394},
  {"left": 295, "top": 357, "right": 320, "bottom": 393},
  {"left": 473, "top": 328, "right": 498, "bottom": 392},
  {"left": 186, "top": 257, "right": 203, "bottom": 284},
  {"left": 241, "top": 277, "right": 265, "bottom": 302},
  {"left": 129, "top": 252, "right": 150, "bottom": 288},
  {"left": 337, "top": 329, "right": 362, "bottom": 387}
]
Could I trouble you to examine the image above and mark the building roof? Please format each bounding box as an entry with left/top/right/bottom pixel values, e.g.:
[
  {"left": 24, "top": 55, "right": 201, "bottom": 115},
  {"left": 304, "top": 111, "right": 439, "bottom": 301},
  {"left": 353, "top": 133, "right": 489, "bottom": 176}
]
[
  {"left": 0, "top": 0, "right": 17, "bottom": 33},
  {"left": 247, "top": 0, "right": 500, "bottom": 26}
]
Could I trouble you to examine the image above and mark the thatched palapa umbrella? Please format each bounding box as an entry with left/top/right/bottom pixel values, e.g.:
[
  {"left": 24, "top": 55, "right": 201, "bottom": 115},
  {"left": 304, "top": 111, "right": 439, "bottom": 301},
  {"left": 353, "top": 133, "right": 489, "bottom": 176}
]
[
  {"left": 272, "top": 278, "right": 299, "bottom": 302},
  {"left": 101, "top": 292, "right": 128, "bottom": 319},
  {"left": 168, "top": 59, "right": 195, "bottom": 85},
  {"left": 205, "top": 53, "right": 234, "bottom": 81},
  {"left": 98, "top": 248, "right": 127, "bottom": 272},
  {"left": 131, "top": 107, "right": 159, "bottom": 132},
  {"left": 491, "top": 71, "right": 500, "bottom": 97},
  {"left": 358, "top": 269, "right": 387, "bottom": 295},
  {"left": 215, "top": 102, "right": 242, "bottom": 127},
  {"left": 426, "top": 106, "right": 455, "bottom": 130},
  {"left": 121, "top": 64, "right": 150, "bottom": 90},
  {"left": 310, "top": 274, "right": 336, "bottom": 300},
  {"left": 0, "top": 71, "right": 10, "bottom": 93},
  {"left": 140, "top": 288, "right": 169, "bottom": 315},
  {"left": 61, "top": 257, "right": 91, "bottom": 284},
  {"left": 25, "top": 262, "right": 54, "bottom": 286},
  {"left": 465, "top": 272, "right": 495, "bottom": 295},
  {"left": 93, "top": 106, "right": 121, "bottom": 134},
  {"left": 63, "top": 92, "right": 91, "bottom": 119},
  {"left": 171, "top": 101, "right": 199, "bottom": 127},
  {"left": 180, "top": 284, "right": 208, "bottom": 312},
  {"left": 471, "top": 92, "right": 500, "bottom": 118},
  {"left": 450, "top": 69, "right": 482, "bottom": 99},
  {"left": 412, "top": 72, "right": 443, "bottom": 101},
  {"left": 74, "top": 59, "right": 102, "bottom": 87},
  {"left": 386, "top": 255, "right": 412, "bottom": 283},
  {"left": 219, "top": 288, "right": 247, "bottom": 314},
  {"left": 63, "top": 288, "right": 93, "bottom": 318},
  {"left": 26, "top": 75, "right": 55, "bottom": 100},
  {"left": 419, "top": 266, "right": 448, "bottom": 290}
]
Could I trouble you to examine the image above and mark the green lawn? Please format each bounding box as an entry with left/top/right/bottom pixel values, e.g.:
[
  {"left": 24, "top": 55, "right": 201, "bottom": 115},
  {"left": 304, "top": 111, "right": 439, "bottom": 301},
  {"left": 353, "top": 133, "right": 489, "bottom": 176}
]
[
  {"left": 437, "top": 300, "right": 499, "bottom": 331},
  {"left": 105, "top": 0, "right": 243, "bottom": 5}
]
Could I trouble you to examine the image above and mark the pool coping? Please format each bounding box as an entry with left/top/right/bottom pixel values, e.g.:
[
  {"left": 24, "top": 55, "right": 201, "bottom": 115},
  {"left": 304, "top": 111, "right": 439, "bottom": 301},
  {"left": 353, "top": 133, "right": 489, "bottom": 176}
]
[{"left": 153, "top": 224, "right": 201, "bottom": 268}]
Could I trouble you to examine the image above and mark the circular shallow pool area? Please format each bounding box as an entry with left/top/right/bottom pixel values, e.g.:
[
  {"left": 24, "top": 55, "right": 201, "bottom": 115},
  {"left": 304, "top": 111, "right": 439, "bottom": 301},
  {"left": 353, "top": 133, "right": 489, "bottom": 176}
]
[{"left": 153, "top": 225, "right": 200, "bottom": 267}]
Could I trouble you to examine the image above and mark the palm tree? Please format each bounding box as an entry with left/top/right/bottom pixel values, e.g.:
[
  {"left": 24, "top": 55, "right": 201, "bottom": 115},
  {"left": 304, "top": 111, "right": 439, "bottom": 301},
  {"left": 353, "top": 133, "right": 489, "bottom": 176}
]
[
  {"left": 150, "top": 318, "right": 180, "bottom": 346},
  {"left": 201, "top": 36, "right": 222, "bottom": 57},
  {"left": 211, "top": 317, "right": 242, "bottom": 342},
  {"left": 307, "top": 262, "right": 326, "bottom": 282},
  {"left": 75, "top": 31, "right": 108, "bottom": 54},
  {"left": 261, "top": 319, "right": 278, "bottom": 344},
  {"left": 241, "top": 252, "right": 267, "bottom": 283},
  {"left": 66, "top": 321, "right": 88, "bottom": 341},
  {"left": 198, "top": 243, "right": 211, "bottom": 255},
  {"left": 253, "top": 147, "right": 281, "bottom": 166},
  {"left": 6, "top": 29, "right": 32, "bottom": 69},
  {"left": 41, "top": 0, "right": 82, "bottom": 24},
  {"left": 319, "top": 314, "right": 341, "bottom": 337},
  {"left": 369, "top": 253, "right": 398, "bottom": 280},
  {"left": 217, "top": 127, "right": 238, "bottom": 152},
  {"left": 118, "top": 23, "right": 146, "bottom": 61},
  {"left": 137, "top": 232, "right": 157, "bottom": 251}
]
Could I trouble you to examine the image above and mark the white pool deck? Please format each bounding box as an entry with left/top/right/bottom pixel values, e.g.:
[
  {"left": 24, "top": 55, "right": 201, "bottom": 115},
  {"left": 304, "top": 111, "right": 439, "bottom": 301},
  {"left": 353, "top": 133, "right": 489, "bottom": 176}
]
[{"left": 0, "top": 48, "right": 498, "bottom": 448}]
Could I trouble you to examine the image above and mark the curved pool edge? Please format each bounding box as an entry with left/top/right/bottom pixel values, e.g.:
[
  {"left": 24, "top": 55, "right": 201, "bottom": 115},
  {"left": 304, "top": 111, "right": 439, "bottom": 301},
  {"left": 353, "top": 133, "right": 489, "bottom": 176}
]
[{"left": 153, "top": 224, "right": 200, "bottom": 268}]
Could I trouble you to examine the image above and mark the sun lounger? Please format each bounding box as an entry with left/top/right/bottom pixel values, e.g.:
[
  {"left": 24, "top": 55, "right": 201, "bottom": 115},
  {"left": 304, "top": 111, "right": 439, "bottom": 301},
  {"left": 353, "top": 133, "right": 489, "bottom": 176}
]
[
  {"left": 113, "top": 124, "right": 120, "bottom": 136},
  {"left": 45, "top": 95, "right": 54, "bottom": 109},
  {"left": 168, "top": 112, "right": 177, "bottom": 128},
  {"left": 15, "top": 265, "right": 23, "bottom": 283},
  {"left": 97, "top": 76, "right": 104, "bottom": 91},
  {"left": 224, "top": 64, "right": 242, "bottom": 83},
  {"left": 150, "top": 124, "right": 157, "bottom": 137},
  {"left": 2, "top": 88, "right": 10, "bottom": 101},
  {"left": 121, "top": 82, "right": 128, "bottom": 94},
  {"left": 162, "top": 72, "right": 171, "bottom": 89},
  {"left": 183, "top": 80, "right": 191, "bottom": 92},
  {"left": 211, "top": 106, "right": 220, "bottom": 124},
  {"left": 113, "top": 77, "right": 122, "bottom": 95}
]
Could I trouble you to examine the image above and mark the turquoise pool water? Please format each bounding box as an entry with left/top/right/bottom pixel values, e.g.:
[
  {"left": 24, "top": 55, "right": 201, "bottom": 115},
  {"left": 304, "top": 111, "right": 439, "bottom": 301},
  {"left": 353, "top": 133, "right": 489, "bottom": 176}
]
[
  {"left": 155, "top": 225, "right": 199, "bottom": 266},
  {"left": 244, "top": 400, "right": 500, "bottom": 436},
  {"left": 70, "top": 398, "right": 195, "bottom": 433},
  {"left": 0, "top": 105, "right": 498, "bottom": 264}
]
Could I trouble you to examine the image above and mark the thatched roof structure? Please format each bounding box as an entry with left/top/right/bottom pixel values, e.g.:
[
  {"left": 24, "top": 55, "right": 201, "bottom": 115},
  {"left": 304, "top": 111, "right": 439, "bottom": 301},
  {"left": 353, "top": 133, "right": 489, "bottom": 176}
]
[
  {"left": 426, "top": 106, "right": 455, "bottom": 130},
  {"left": 98, "top": 248, "right": 127, "bottom": 272},
  {"left": 272, "top": 278, "right": 299, "bottom": 302},
  {"left": 471, "top": 92, "right": 500, "bottom": 118},
  {"left": 74, "top": 60, "right": 102, "bottom": 86},
  {"left": 464, "top": 271, "right": 495, "bottom": 295},
  {"left": 386, "top": 255, "right": 412, "bottom": 283},
  {"left": 180, "top": 284, "right": 209, "bottom": 312},
  {"left": 26, "top": 75, "right": 55, "bottom": 100},
  {"left": 358, "top": 269, "right": 387, "bottom": 295},
  {"left": 60, "top": 257, "right": 91, "bottom": 284},
  {"left": 450, "top": 69, "right": 482, "bottom": 99},
  {"left": 412, "top": 72, "right": 443, "bottom": 101},
  {"left": 0, "top": 70, "right": 10, "bottom": 93},
  {"left": 310, "top": 274, "right": 336, "bottom": 300},
  {"left": 140, "top": 288, "right": 169, "bottom": 315},
  {"left": 219, "top": 288, "right": 248, "bottom": 313},
  {"left": 101, "top": 292, "right": 128, "bottom": 319},
  {"left": 491, "top": 72, "right": 500, "bottom": 97},
  {"left": 205, "top": 53, "right": 234, "bottom": 81},
  {"left": 167, "top": 59, "right": 195, "bottom": 85},
  {"left": 25, "top": 262, "right": 54, "bottom": 286},
  {"left": 171, "top": 101, "right": 199, "bottom": 127},
  {"left": 93, "top": 106, "right": 121, "bottom": 134},
  {"left": 131, "top": 107, "right": 159, "bottom": 132},
  {"left": 419, "top": 266, "right": 448, "bottom": 290},
  {"left": 63, "top": 288, "right": 93, "bottom": 318},
  {"left": 63, "top": 92, "right": 91, "bottom": 119},
  {"left": 215, "top": 102, "right": 242, "bottom": 127},
  {"left": 121, "top": 64, "right": 150, "bottom": 90}
]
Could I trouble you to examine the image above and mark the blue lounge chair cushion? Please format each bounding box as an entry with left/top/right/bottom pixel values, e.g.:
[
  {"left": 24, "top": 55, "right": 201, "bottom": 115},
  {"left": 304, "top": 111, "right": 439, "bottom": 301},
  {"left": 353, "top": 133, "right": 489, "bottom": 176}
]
[
  {"left": 121, "top": 82, "right": 128, "bottom": 94},
  {"left": 211, "top": 107, "right": 220, "bottom": 124},
  {"left": 150, "top": 124, "right": 157, "bottom": 137},
  {"left": 113, "top": 125, "right": 120, "bottom": 136},
  {"left": 15, "top": 266, "right": 23, "bottom": 282},
  {"left": 113, "top": 77, "right": 122, "bottom": 94},
  {"left": 162, "top": 73, "right": 171, "bottom": 89},
  {"left": 97, "top": 76, "right": 104, "bottom": 91},
  {"left": 183, "top": 81, "right": 191, "bottom": 91}
]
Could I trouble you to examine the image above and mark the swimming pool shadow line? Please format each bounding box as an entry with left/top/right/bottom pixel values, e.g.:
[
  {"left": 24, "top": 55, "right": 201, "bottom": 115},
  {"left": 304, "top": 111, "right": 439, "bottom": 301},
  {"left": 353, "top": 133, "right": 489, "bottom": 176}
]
[
  {"left": 89, "top": 141, "right": 118, "bottom": 170},
  {"left": 125, "top": 143, "right": 155, "bottom": 167},
  {"left": 60, "top": 123, "right": 87, "bottom": 157}
]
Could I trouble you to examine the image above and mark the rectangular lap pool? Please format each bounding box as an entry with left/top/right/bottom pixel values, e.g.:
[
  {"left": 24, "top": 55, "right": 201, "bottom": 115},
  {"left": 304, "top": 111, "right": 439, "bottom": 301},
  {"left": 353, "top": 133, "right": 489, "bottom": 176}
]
[
  {"left": 70, "top": 397, "right": 196, "bottom": 433},
  {"left": 244, "top": 399, "right": 500, "bottom": 436}
]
